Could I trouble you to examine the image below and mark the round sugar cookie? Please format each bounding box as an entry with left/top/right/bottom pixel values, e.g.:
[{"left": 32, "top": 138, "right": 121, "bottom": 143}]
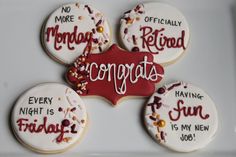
[
  {"left": 42, "top": 3, "right": 111, "bottom": 65},
  {"left": 11, "top": 83, "right": 88, "bottom": 154},
  {"left": 120, "top": 2, "right": 190, "bottom": 66},
  {"left": 144, "top": 81, "right": 218, "bottom": 152}
]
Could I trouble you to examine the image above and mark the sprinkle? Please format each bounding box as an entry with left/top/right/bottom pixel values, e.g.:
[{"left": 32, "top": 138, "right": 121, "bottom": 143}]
[
  {"left": 99, "top": 46, "right": 102, "bottom": 52},
  {"left": 96, "top": 26, "right": 104, "bottom": 33},
  {"left": 157, "top": 87, "right": 165, "bottom": 94},
  {"left": 149, "top": 115, "right": 156, "bottom": 121},
  {"left": 149, "top": 104, "right": 155, "bottom": 113},
  {"left": 95, "top": 13, "right": 101, "bottom": 17},
  {"left": 131, "top": 46, "right": 139, "bottom": 52},
  {"left": 124, "top": 10, "right": 131, "bottom": 14},
  {"left": 72, "top": 116, "right": 77, "bottom": 120},
  {"left": 160, "top": 131, "right": 165, "bottom": 140},
  {"left": 62, "top": 119, "right": 70, "bottom": 127},
  {"left": 58, "top": 107, "right": 63, "bottom": 112},
  {"left": 81, "top": 119, "right": 85, "bottom": 123},
  {"left": 92, "top": 28, "right": 96, "bottom": 34},
  {"left": 71, "top": 107, "right": 76, "bottom": 112},
  {"left": 81, "top": 79, "right": 87, "bottom": 84},
  {"left": 132, "top": 35, "right": 137, "bottom": 45},
  {"left": 66, "top": 96, "right": 75, "bottom": 107},
  {"left": 96, "top": 19, "right": 102, "bottom": 27},
  {"left": 75, "top": 3, "right": 80, "bottom": 8},
  {"left": 124, "top": 28, "right": 128, "bottom": 34},
  {"left": 167, "top": 82, "right": 181, "bottom": 91},
  {"left": 135, "top": 5, "right": 141, "bottom": 11},
  {"left": 125, "top": 17, "right": 133, "bottom": 24},
  {"left": 93, "top": 38, "right": 98, "bottom": 43},
  {"left": 85, "top": 5, "right": 93, "bottom": 14},
  {"left": 78, "top": 16, "right": 83, "bottom": 20},
  {"left": 63, "top": 137, "right": 72, "bottom": 143}
]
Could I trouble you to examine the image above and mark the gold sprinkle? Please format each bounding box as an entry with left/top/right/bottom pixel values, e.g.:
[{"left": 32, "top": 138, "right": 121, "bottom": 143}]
[
  {"left": 157, "top": 120, "right": 166, "bottom": 128},
  {"left": 96, "top": 26, "right": 104, "bottom": 33}
]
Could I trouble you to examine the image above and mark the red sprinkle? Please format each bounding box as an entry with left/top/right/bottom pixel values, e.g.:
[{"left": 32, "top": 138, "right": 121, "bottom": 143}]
[
  {"left": 99, "top": 46, "right": 102, "bottom": 52},
  {"left": 149, "top": 116, "right": 156, "bottom": 121},
  {"left": 167, "top": 82, "right": 181, "bottom": 91},
  {"left": 85, "top": 5, "right": 92, "bottom": 14},
  {"left": 157, "top": 87, "right": 165, "bottom": 94},
  {"left": 96, "top": 20, "right": 102, "bottom": 27},
  {"left": 124, "top": 28, "right": 128, "bottom": 34},
  {"left": 62, "top": 119, "right": 70, "bottom": 127},
  {"left": 132, "top": 35, "right": 137, "bottom": 45},
  {"left": 136, "top": 5, "right": 141, "bottom": 10},
  {"left": 153, "top": 96, "right": 162, "bottom": 109},
  {"left": 124, "top": 10, "right": 131, "bottom": 14},
  {"left": 147, "top": 103, "right": 156, "bottom": 113},
  {"left": 58, "top": 107, "right": 63, "bottom": 112},
  {"left": 160, "top": 131, "right": 165, "bottom": 140},
  {"left": 131, "top": 47, "right": 139, "bottom": 52},
  {"left": 92, "top": 28, "right": 96, "bottom": 34},
  {"left": 71, "top": 107, "right": 76, "bottom": 112},
  {"left": 93, "top": 38, "right": 98, "bottom": 43}
]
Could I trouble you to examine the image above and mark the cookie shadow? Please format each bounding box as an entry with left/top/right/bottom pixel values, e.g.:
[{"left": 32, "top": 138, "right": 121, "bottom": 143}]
[{"left": 231, "top": 0, "right": 236, "bottom": 88}]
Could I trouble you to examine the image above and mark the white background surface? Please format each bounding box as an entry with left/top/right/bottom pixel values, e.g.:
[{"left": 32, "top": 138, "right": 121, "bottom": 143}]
[{"left": 0, "top": 0, "right": 236, "bottom": 156}]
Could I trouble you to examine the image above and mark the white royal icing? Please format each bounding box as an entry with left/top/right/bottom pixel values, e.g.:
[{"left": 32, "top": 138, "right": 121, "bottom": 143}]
[
  {"left": 120, "top": 2, "right": 190, "bottom": 65},
  {"left": 144, "top": 81, "right": 218, "bottom": 152},
  {"left": 12, "top": 83, "right": 87, "bottom": 153},
  {"left": 43, "top": 3, "right": 111, "bottom": 64},
  {"left": 88, "top": 56, "right": 161, "bottom": 95}
]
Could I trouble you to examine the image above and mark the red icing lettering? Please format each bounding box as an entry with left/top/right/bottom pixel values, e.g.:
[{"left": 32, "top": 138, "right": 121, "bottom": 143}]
[
  {"left": 140, "top": 26, "right": 186, "bottom": 54},
  {"left": 45, "top": 25, "right": 93, "bottom": 53},
  {"left": 16, "top": 117, "right": 77, "bottom": 143},
  {"left": 168, "top": 100, "right": 210, "bottom": 121}
]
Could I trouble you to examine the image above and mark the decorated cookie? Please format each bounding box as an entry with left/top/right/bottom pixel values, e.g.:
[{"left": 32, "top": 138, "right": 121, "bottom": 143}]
[
  {"left": 66, "top": 44, "right": 164, "bottom": 106},
  {"left": 144, "top": 82, "right": 218, "bottom": 152},
  {"left": 120, "top": 2, "right": 190, "bottom": 66},
  {"left": 42, "top": 3, "right": 111, "bottom": 64},
  {"left": 11, "top": 83, "right": 88, "bottom": 154}
]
